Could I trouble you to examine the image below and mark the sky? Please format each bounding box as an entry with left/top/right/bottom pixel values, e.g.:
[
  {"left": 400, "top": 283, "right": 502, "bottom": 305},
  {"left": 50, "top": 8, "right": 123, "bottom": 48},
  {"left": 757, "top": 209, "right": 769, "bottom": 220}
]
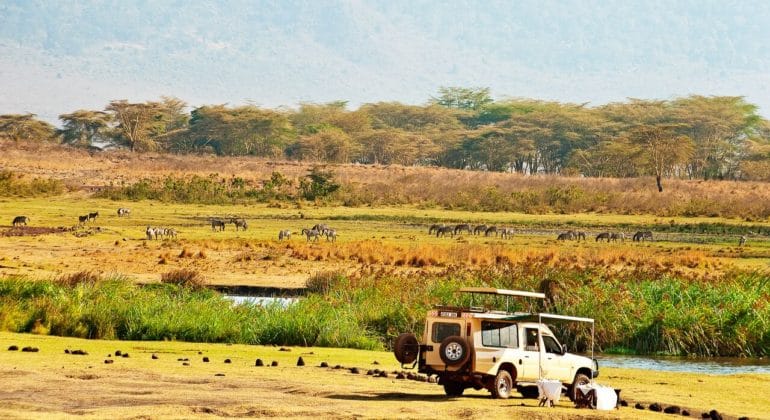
[{"left": 1, "top": 0, "right": 770, "bottom": 124}]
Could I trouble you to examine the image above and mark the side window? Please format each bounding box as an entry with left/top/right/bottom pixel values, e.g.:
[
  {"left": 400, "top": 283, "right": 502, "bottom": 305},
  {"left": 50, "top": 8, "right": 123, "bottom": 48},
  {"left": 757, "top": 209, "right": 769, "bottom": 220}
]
[
  {"left": 481, "top": 322, "right": 518, "bottom": 348},
  {"left": 543, "top": 335, "right": 562, "bottom": 354},
  {"left": 431, "top": 322, "right": 461, "bottom": 343},
  {"left": 525, "top": 328, "right": 539, "bottom": 351}
]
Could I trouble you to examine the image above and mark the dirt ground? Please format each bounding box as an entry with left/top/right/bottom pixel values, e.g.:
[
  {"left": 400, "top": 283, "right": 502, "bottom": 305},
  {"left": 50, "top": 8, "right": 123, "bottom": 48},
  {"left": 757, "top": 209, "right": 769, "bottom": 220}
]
[{"left": 1, "top": 332, "right": 768, "bottom": 420}]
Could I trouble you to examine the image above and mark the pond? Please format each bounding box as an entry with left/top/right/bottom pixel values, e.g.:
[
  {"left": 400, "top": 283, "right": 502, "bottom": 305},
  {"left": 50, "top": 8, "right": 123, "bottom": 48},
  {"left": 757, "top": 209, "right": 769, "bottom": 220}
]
[
  {"left": 224, "top": 294, "right": 298, "bottom": 307},
  {"left": 598, "top": 354, "right": 770, "bottom": 375}
]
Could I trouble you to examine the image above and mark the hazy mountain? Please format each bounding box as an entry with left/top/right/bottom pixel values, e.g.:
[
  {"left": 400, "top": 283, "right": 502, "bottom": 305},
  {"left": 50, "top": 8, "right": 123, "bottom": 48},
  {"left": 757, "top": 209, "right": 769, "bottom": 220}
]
[{"left": 1, "top": 0, "right": 769, "bottom": 123}]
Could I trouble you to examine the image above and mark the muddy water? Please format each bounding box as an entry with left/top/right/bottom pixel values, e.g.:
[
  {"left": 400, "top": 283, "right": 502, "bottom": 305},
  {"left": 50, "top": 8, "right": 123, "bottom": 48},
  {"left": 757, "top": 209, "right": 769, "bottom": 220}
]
[{"left": 599, "top": 354, "right": 770, "bottom": 375}]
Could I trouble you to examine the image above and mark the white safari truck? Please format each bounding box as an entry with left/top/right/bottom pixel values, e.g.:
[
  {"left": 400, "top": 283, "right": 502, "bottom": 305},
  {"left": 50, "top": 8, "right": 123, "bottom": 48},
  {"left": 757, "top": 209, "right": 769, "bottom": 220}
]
[{"left": 393, "top": 287, "right": 598, "bottom": 399}]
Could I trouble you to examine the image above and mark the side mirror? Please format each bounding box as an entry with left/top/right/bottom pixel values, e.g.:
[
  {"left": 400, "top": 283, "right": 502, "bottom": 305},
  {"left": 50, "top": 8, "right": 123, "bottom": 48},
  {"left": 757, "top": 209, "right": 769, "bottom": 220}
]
[{"left": 561, "top": 344, "right": 568, "bottom": 354}]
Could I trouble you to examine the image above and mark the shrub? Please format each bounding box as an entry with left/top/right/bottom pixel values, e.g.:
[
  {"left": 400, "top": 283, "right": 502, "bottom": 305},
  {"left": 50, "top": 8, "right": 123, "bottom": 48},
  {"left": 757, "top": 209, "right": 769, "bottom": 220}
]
[{"left": 160, "top": 269, "right": 205, "bottom": 289}]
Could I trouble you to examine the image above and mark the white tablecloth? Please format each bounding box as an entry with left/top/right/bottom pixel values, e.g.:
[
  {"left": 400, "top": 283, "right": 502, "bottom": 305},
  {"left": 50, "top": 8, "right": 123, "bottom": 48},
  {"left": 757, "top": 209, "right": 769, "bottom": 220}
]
[
  {"left": 577, "top": 383, "right": 617, "bottom": 410},
  {"left": 536, "top": 379, "right": 563, "bottom": 405}
]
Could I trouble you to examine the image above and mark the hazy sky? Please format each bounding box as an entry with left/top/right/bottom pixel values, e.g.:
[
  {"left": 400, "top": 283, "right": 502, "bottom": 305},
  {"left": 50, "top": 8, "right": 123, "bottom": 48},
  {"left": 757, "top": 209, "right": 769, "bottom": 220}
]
[{"left": 1, "top": 0, "right": 769, "bottom": 123}]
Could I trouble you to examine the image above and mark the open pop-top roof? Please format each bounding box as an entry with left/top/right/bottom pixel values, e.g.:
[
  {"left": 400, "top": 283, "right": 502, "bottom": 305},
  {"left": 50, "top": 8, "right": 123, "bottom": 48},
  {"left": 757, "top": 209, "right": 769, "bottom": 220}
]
[{"left": 458, "top": 287, "right": 546, "bottom": 299}]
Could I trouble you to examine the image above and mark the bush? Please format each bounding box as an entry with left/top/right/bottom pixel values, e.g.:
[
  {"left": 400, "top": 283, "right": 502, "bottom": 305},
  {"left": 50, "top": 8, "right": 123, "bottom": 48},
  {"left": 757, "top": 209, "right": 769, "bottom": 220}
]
[
  {"left": 160, "top": 269, "right": 205, "bottom": 289},
  {"left": 0, "top": 170, "right": 65, "bottom": 197}
]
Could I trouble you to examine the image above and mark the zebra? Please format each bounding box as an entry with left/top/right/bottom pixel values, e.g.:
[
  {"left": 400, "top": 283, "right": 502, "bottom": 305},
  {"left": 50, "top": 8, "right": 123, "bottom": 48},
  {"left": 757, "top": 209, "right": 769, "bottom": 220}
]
[
  {"left": 163, "top": 228, "right": 178, "bottom": 239},
  {"left": 610, "top": 232, "right": 625, "bottom": 242},
  {"left": 557, "top": 232, "right": 572, "bottom": 241},
  {"left": 633, "top": 231, "right": 653, "bottom": 242},
  {"left": 88, "top": 211, "right": 99, "bottom": 222},
  {"left": 278, "top": 230, "right": 292, "bottom": 241},
  {"left": 12, "top": 216, "right": 29, "bottom": 226},
  {"left": 436, "top": 226, "right": 455, "bottom": 238},
  {"left": 231, "top": 218, "right": 248, "bottom": 231},
  {"left": 324, "top": 229, "right": 337, "bottom": 242},
  {"left": 454, "top": 224, "right": 472, "bottom": 235},
  {"left": 576, "top": 231, "right": 586, "bottom": 241},
  {"left": 739, "top": 235, "right": 747, "bottom": 246},
  {"left": 595, "top": 232, "right": 611, "bottom": 242},
  {"left": 117, "top": 208, "right": 131, "bottom": 217},
  {"left": 78, "top": 215, "right": 89, "bottom": 225},
  {"left": 301, "top": 228, "right": 321, "bottom": 242},
  {"left": 499, "top": 228, "right": 515, "bottom": 239},
  {"left": 484, "top": 226, "right": 498, "bottom": 237},
  {"left": 211, "top": 219, "right": 226, "bottom": 231},
  {"left": 428, "top": 224, "right": 445, "bottom": 235},
  {"left": 473, "top": 225, "right": 488, "bottom": 235},
  {"left": 145, "top": 226, "right": 156, "bottom": 240},
  {"left": 312, "top": 223, "right": 329, "bottom": 233}
]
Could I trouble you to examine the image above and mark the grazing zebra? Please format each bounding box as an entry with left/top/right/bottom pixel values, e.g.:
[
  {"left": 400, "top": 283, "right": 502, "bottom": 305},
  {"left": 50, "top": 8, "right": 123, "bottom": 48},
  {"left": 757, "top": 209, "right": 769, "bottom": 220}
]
[
  {"left": 473, "top": 225, "right": 488, "bottom": 235},
  {"left": 595, "top": 232, "right": 611, "bottom": 242},
  {"left": 117, "top": 208, "right": 131, "bottom": 217},
  {"left": 484, "top": 226, "right": 498, "bottom": 237},
  {"left": 231, "top": 218, "right": 248, "bottom": 231},
  {"left": 324, "top": 229, "right": 337, "bottom": 242},
  {"left": 163, "top": 228, "right": 178, "bottom": 239},
  {"left": 12, "top": 216, "right": 29, "bottom": 226},
  {"left": 454, "top": 224, "right": 472, "bottom": 235},
  {"left": 557, "top": 232, "right": 572, "bottom": 241},
  {"left": 211, "top": 219, "right": 226, "bottom": 231},
  {"left": 610, "top": 232, "right": 625, "bottom": 242},
  {"left": 88, "top": 211, "right": 99, "bottom": 222},
  {"left": 312, "top": 223, "right": 329, "bottom": 233},
  {"left": 739, "top": 235, "right": 747, "bottom": 246},
  {"left": 428, "top": 224, "right": 445, "bottom": 235},
  {"left": 146, "top": 226, "right": 156, "bottom": 240},
  {"left": 633, "top": 231, "right": 653, "bottom": 242},
  {"left": 499, "top": 228, "right": 515, "bottom": 239},
  {"left": 436, "top": 226, "right": 454, "bottom": 238},
  {"left": 301, "top": 228, "right": 321, "bottom": 242},
  {"left": 78, "top": 215, "right": 89, "bottom": 225},
  {"left": 575, "top": 231, "right": 586, "bottom": 241},
  {"left": 278, "top": 230, "right": 292, "bottom": 241}
]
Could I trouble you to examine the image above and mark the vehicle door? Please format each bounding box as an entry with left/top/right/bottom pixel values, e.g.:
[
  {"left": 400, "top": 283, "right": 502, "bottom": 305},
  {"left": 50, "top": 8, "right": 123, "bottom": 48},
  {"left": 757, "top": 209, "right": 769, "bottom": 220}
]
[
  {"left": 474, "top": 321, "right": 518, "bottom": 374},
  {"left": 539, "top": 334, "right": 572, "bottom": 381},
  {"left": 518, "top": 326, "right": 542, "bottom": 381},
  {"left": 424, "top": 320, "right": 463, "bottom": 367}
]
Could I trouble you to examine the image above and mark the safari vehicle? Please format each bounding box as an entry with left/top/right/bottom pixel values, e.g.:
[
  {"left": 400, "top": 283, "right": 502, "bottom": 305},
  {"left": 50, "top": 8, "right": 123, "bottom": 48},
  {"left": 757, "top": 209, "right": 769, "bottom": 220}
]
[{"left": 393, "top": 287, "right": 598, "bottom": 399}]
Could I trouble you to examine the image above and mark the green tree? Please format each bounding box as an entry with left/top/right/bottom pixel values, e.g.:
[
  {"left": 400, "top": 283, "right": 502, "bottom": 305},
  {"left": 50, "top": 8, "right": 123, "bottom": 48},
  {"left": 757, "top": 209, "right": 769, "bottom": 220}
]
[
  {"left": 431, "top": 87, "right": 493, "bottom": 110},
  {"left": 0, "top": 114, "right": 56, "bottom": 142},
  {"left": 58, "top": 110, "right": 113, "bottom": 148},
  {"left": 292, "top": 127, "right": 355, "bottom": 163},
  {"left": 299, "top": 166, "right": 339, "bottom": 200}
]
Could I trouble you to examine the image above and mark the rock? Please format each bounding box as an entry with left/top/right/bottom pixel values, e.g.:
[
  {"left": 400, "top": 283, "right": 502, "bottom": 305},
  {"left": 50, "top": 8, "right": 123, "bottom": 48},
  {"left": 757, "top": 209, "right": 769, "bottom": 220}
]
[
  {"left": 366, "top": 370, "right": 375, "bottom": 376},
  {"left": 279, "top": 347, "right": 291, "bottom": 352},
  {"left": 396, "top": 373, "right": 406, "bottom": 379},
  {"left": 121, "top": 353, "right": 129, "bottom": 358},
  {"left": 319, "top": 361, "right": 329, "bottom": 368},
  {"left": 271, "top": 361, "right": 278, "bottom": 367},
  {"left": 202, "top": 357, "right": 209, "bottom": 362},
  {"left": 224, "top": 359, "right": 231, "bottom": 364},
  {"left": 333, "top": 365, "right": 342, "bottom": 370},
  {"left": 255, "top": 359, "right": 264, "bottom": 366},
  {"left": 378, "top": 371, "right": 388, "bottom": 378},
  {"left": 372, "top": 361, "right": 380, "bottom": 365},
  {"left": 296, "top": 357, "right": 305, "bottom": 366},
  {"left": 635, "top": 403, "right": 645, "bottom": 410},
  {"left": 71, "top": 349, "right": 88, "bottom": 355},
  {"left": 214, "top": 373, "right": 225, "bottom": 377},
  {"left": 152, "top": 354, "right": 159, "bottom": 360},
  {"left": 115, "top": 350, "right": 122, "bottom": 356},
  {"left": 349, "top": 367, "right": 360, "bottom": 374},
  {"left": 665, "top": 406, "right": 682, "bottom": 414},
  {"left": 682, "top": 410, "right": 690, "bottom": 416},
  {"left": 21, "top": 346, "right": 39, "bottom": 352},
  {"left": 737, "top": 417, "right": 750, "bottom": 420},
  {"left": 104, "top": 359, "right": 114, "bottom": 364},
  {"left": 649, "top": 403, "right": 662, "bottom": 412},
  {"left": 7, "top": 345, "right": 18, "bottom": 351},
  {"left": 198, "top": 351, "right": 203, "bottom": 355},
  {"left": 64, "top": 349, "right": 70, "bottom": 354},
  {"left": 709, "top": 410, "right": 723, "bottom": 420},
  {"left": 182, "top": 362, "right": 190, "bottom": 366},
  {"left": 620, "top": 400, "right": 628, "bottom": 407},
  {"left": 701, "top": 413, "right": 711, "bottom": 419}
]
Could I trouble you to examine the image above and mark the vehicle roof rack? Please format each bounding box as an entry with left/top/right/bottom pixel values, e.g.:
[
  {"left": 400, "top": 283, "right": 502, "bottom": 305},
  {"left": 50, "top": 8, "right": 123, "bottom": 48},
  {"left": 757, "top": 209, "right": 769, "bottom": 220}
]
[
  {"left": 458, "top": 287, "right": 546, "bottom": 299},
  {"left": 503, "top": 312, "right": 594, "bottom": 324}
]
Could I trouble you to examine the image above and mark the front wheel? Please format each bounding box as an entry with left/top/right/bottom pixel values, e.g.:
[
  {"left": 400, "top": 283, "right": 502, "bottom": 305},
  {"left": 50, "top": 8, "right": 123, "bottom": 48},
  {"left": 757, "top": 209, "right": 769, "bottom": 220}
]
[
  {"left": 443, "top": 381, "right": 465, "bottom": 396},
  {"left": 490, "top": 370, "right": 513, "bottom": 399},
  {"left": 569, "top": 373, "right": 591, "bottom": 402}
]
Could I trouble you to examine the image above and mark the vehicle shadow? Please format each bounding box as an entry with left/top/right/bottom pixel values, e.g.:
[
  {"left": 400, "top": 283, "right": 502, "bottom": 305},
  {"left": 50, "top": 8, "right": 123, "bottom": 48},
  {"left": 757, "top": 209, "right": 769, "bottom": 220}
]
[{"left": 326, "top": 392, "right": 529, "bottom": 402}]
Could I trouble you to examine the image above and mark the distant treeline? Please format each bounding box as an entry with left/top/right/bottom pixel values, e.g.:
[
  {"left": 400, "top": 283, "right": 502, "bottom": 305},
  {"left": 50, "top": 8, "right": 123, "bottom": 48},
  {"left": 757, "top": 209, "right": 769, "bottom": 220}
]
[{"left": 3, "top": 87, "right": 770, "bottom": 188}]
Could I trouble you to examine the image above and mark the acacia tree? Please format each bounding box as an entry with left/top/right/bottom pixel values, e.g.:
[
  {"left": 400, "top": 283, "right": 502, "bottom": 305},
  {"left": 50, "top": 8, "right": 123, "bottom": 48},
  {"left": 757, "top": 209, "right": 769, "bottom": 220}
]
[
  {"left": 292, "top": 127, "right": 355, "bottom": 163},
  {"left": 58, "top": 110, "right": 113, "bottom": 148},
  {"left": 432, "top": 87, "right": 493, "bottom": 110},
  {"left": 0, "top": 114, "right": 56, "bottom": 142},
  {"left": 628, "top": 124, "right": 693, "bottom": 192},
  {"left": 105, "top": 100, "right": 163, "bottom": 151}
]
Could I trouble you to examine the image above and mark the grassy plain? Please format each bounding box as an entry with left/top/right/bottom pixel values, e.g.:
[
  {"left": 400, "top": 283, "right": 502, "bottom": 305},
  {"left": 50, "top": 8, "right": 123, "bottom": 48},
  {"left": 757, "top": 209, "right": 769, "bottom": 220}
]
[{"left": 2, "top": 331, "right": 768, "bottom": 420}]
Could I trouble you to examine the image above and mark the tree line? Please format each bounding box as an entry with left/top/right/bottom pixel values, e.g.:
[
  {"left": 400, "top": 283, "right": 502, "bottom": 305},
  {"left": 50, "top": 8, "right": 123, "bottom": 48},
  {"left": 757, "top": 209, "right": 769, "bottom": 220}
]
[{"left": 2, "top": 88, "right": 770, "bottom": 190}]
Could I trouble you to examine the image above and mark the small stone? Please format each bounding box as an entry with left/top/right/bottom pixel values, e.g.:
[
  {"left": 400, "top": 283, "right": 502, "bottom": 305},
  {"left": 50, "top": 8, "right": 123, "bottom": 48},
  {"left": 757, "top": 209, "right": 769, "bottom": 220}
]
[
  {"left": 7, "top": 345, "right": 18, "bottom": 351},
  {"left": 649, "top": 403, "right": 662, "bottom": 412},
  {"left": 665, "top": 406, "right": 682, "bottom": 415},
  {"left": 279, "top": 347, "right": 291, "bottom": 352},
  {"left": 224, "top": 359, "right": 231, "bottom": 364},
  {"left": 635, "top": 403, "right": 645, "bottom": 410},
  {"left": 297, "top": 357, "right": 305, "bottom": 366},
  {"left": 737, "top": 417, "right": 750, "bottom": 420},
  {"left": 182, "top": 362, "right": 190, "bottom": 366},
  {"left": 64, "top": 349, "right": 70, "bottom": 354},
  {"left": 21, "top": 346, "right": 39, "bottom": 352},
  {"left": 214, "top": 373, "right": 225, "bottom": 377},
  {"left": 396, "top": 373, "right": 406, "bottom": 379},
  {"left": 71, "top": 349, "right": 88, "bottom": 355},
  {"left": 198, "top": 351, "right": 203, "bottom": 355},
  {"left": 203, "top": 357, "right": 209, "bottom": 362},
  {"left": 378, "top": 371, "right": 388, "bottom": 378},
  {"left": 319, "top": 361, "right": 329, "bottom": 368},
  {"left": 177, "top": 358, "right": 184, "bottom": 361},
  {"left": 121, "top": 353, "right": 129, "bottom": 358},
  {"left": 104, "top": 359, "right": 114, "bottom": 364},
  {"left": 271, "top": 361, "right": 278, "bottom": 367},
  {"left": 115, "top": 350, "right": 122, "bottom": 356},
  {"left": 682, "top": 410, "right": 691, "bottom": 416},
  {"left": 620, "top": 400, "right": 628, "bottom": 407},
  {"left": 366, "top": 369, "right": 375, "bottom": 376},
  {"left": 333, "top": 365, "right": 342, "bottom": 370},
  {"left": 709, "top": 410, "right": 723, "bottom": 420},
  {"left": 372, "top": 361, "right": 380, "bottom": 365},
  {"left": 349, "top": 367, "right": 359, "bottom": 374},
  {"left": 255, "top": 359, "right": 264, "bottom": 366},
  {"left": 151, "top": 354, "right": 159, "bottom": 360}
]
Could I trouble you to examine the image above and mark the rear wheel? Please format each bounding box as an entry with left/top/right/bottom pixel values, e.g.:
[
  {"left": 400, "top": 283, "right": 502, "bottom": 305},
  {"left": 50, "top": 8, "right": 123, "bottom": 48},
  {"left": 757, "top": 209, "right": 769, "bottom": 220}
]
[
  {"left": 443, "top": 381, "right": 465, "bottom": 396},
  {"left": 438, "top": 336, "right": 470, "bottom": 366},
  {"left": 393, "top": 333, "right": 419, "bottom": 364},
  {"left": 490, "top": 370, "right": 513, "bottom": 399},
  {"left": 569, "top": 373, "right": 591, "bottom": 402}
]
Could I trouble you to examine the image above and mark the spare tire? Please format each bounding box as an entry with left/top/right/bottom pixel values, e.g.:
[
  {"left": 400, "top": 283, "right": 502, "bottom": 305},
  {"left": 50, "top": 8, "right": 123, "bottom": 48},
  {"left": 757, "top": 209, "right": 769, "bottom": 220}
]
[
  {"left": 439, "top": 336, "right": 470, "bottom": 366},
  {"left": 394, "top": 333, "right": 419, "bottom": 364}
]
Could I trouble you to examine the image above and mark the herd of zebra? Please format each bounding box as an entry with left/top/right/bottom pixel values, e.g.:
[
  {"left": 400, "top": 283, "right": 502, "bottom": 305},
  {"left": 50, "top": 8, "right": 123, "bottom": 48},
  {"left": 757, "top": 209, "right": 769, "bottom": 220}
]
[
  {"left": 297, "top": 224, "right": 338, "bottom": 242},
  {"left": 558, "top": 230, "right": 654, "bottom": 242},
  {"left": 428, "top": 223, "right": 658, "bottom": 243},
  {"left": 211, "top": 218, "right": 248, "bottom": 231},
  {"left": 145, "top": 226, "right": 178, "bottom": 240}
]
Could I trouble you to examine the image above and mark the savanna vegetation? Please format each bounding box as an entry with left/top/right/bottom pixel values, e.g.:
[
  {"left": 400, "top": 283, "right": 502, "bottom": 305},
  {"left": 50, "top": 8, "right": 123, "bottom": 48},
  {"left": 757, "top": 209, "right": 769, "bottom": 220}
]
[{"left": 3, "top": 89, "right": 770, "bottom": 191}]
